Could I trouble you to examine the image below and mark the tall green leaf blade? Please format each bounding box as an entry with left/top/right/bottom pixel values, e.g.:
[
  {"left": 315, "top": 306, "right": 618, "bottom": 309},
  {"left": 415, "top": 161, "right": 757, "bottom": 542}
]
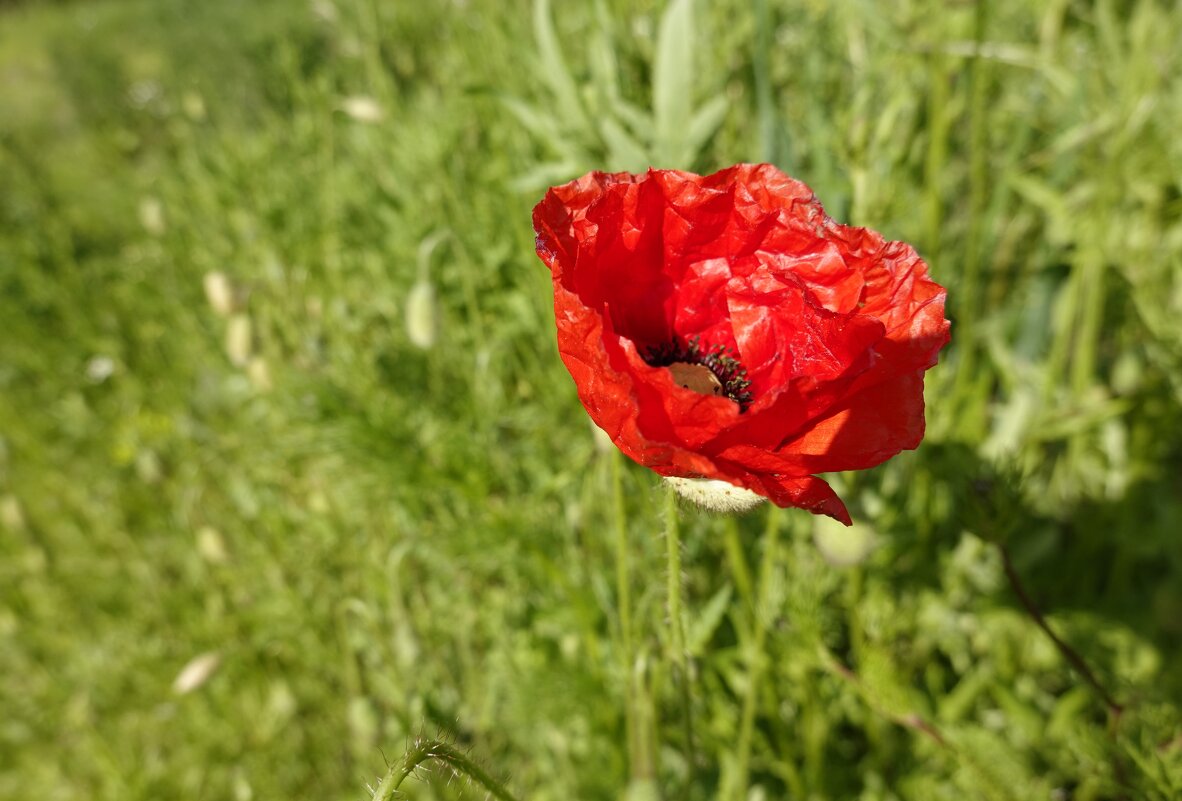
[
  {"left": 684, "top": 93, "right": 728, "bottom": 164},
  {"left": 500, "top": 96, "right": 585, "bottom": 162},
  {"left": 588, "top": 9, "right": 622, "bottom": 114},
  {"left": 533, "top": 0, "right": 592, "bottom": 140},
  {"left": 510, "top": 160, "right": 584, "bottom": 193},
  {"left": 600, "top": 118, "right": 650, "bottom": 172},
  {"left": 652, "top": 0, "right": 694, "bottom": 165},
  {"left": 612, "top": 99, "right": 655, "bottom": 144}
]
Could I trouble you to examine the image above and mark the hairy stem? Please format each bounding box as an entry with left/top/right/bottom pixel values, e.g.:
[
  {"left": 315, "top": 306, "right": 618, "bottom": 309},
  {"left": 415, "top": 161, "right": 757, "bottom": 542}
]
[
  {"left": 664, "top": 486, "right": 697, "bottom": 786},
  {"left": 731, "top": 507, "right": 780, "bottom": 799},
  {"left": 370, "top": 738, "right": 519, "bottom": 801},
  {"left": 820, "top": 648, "right": 949, "bottom": 749},
  {"left": 612, "top": 452, "right": 650, "bottom": 780},
  {"left": 997, "top": 544, "right": 1124, "bottom": 719}
]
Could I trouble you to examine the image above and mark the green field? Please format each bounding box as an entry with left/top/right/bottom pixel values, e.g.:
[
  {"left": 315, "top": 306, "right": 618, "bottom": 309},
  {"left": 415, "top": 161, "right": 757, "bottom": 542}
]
[{"left": 3, "top": 0, "right": 1182, "bottom": 798}]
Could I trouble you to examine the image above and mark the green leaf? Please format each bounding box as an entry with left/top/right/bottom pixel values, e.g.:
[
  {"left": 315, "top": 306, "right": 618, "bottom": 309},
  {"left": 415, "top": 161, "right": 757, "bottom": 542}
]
[
  {"left": 500, "top": 96, "right": 585, "bottom": 162},
  {"left": 688, "top": 583, "right": 732, "bottom": 656},
  {"left": 509, "top": 160, "right": 583, "bottom": 193},
  {"left": 533, "top": 0, "right": 592, "bottom": 136},
  {"left": 587, "top": 16, "right": 622, "bottom": 113},
  {"left": 1007, "top": 173, "right": 1076, "bottom": 247},
  {"left": 859, "top": 646, "right": 926, "bottom": 722},
  {"left": 611, "top": 99, "right": 655, "bottom": 150},
  {"left": 684, "top": 93, "right": 728, "bottom": 164},
  {"left": 600, "top": 118, "right": 649, "bottom": 172},
  {"left": 652, "top": 0, "right": 695, "bottom": 165}
]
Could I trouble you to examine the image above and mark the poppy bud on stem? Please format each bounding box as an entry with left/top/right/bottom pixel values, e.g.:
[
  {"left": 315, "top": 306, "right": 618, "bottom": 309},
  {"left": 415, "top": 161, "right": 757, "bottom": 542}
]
[
  {"left": 664, "top": 477, "right": 765, "bottom": 514},
  {"left": 406, "top": 230, "right": 451, "bottom": 351}
]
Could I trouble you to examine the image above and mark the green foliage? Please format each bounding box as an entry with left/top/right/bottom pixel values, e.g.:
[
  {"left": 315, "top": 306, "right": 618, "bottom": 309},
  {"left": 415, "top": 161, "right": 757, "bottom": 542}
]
[
  {"left": 2, "top": 0, "right": 1182, "bottom": 799},
  {"left": 505, "top": 0, "right": 728, "bottom": 186}
]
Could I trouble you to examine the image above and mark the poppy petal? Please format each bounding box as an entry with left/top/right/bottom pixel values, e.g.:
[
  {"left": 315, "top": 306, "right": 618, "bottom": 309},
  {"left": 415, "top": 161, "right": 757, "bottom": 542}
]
[{"left": 534, "top": 164, "right": 949, "bottom": 523}]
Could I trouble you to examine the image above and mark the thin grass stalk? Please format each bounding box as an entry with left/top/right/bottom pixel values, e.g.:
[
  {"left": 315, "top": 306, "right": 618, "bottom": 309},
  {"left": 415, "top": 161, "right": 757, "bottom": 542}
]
[
  {"left": 1071, "top": 247, "right": 1106, "bottom": 397},
  {"left": 723, "top": 517, "right": 754, "bottom": 614},
  {"left": 997, "top": 544, "right": 1123, "bottom": 718},
  {"left": 752, "top": 0, "right": 779, "bottom": 166},
  {"left": 953, "top": 0, "right": 992, "bottom": 400},
  {"left": 923, "top": 50, "right": 949, "bottom": 272}
]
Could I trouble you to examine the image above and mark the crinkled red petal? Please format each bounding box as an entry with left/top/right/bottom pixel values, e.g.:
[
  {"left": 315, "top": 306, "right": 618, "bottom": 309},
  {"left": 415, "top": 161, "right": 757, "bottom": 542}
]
[
  {"left": 716, "top": 370, "right": 926, "bottom": 476},
  {"left": 533, "top": 164, "right": 949, "bottom": 524}
]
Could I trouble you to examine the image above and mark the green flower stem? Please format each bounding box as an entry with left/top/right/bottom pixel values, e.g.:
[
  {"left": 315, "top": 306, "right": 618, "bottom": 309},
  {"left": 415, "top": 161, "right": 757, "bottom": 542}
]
[
  {"left": 664, "top": 484, "right": 685, "bottom": 662},
  {"left": 612, "top": 451, "right": 652, "bottom": 781},
  {"left": 664, "top": 485, "right": 697, "bottom": 785},
  {"left": 731, "top": 507, "right": 780, "bottom": 800},
  {"left": 370, "top": 739, "right": 519, "bottom": 801}
]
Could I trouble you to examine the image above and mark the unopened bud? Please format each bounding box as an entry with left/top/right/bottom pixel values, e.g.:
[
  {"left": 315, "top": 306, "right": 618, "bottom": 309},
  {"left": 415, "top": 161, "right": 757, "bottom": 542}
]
[
  {"left": 135, "top": 450, "right": 162, "bottom": 484},
  {"left": 139, "top": 197, "right": 166, "bottom": 235},
  {"left": 813, "top": 515, "right": 877, "bottom": 567},
  {"left": 311, "top": 0, "right": 338, "bottom": 22},
  {"left": 341, "top": 95, "right": 383, "bottom": 123},
  {"left": 664, "top": 477, "right": 765, "bottom": 514},
  {"left": 0, "top": 495, "right": 25, "bottom": 531},
  {"left": 182, "top": 91, "right": 206, "bottom": 121},
  {"left": 196, "top": 526, "right": 228, "bottom": 564},
  {"left": 173, "top": 651, "right": 221, "bottom": 695},
  {"left": 225, "top": 314, "right": 252, "bottom": 366},
  {"left": 405, "top": 280, "right": 438, "bottom": 349},
  {"left": 203, "top": 271, "right": 235, "bottom": 317},
  {"left": 247, "top": 356, "right": 272, "bottom": 391},
  {"left": 86, "top": 355, "right": 116, "bottom": 383}
]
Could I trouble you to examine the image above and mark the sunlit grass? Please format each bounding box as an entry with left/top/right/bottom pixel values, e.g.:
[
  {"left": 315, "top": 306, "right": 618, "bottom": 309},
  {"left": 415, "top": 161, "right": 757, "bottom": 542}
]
[{"left": 2, "top": 0, "right": 1181, "bottom": 799}]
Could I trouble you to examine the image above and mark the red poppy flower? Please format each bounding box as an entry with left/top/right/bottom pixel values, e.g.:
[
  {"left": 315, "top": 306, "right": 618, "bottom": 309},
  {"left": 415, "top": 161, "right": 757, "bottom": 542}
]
[{"left": 533, "top": 164, "right": 950, "bottom": 524}]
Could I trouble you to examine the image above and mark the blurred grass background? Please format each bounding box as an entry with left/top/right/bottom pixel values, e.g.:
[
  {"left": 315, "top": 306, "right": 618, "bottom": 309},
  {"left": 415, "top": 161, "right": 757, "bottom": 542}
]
[{"left": 2, "top": 0, "right": 1181, "bottom": 798}]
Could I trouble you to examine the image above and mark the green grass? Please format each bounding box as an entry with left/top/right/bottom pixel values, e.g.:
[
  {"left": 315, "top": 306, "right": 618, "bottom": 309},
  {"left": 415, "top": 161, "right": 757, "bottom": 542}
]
[{"left": 2, "top": 0, "right": 1182, "bottom": 799}]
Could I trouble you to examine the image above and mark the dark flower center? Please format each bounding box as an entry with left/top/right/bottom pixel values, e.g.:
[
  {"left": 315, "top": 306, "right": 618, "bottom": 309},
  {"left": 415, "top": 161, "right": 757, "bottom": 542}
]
[{"left": 642, "top": 336, "right": 754, "bottom": 411}]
